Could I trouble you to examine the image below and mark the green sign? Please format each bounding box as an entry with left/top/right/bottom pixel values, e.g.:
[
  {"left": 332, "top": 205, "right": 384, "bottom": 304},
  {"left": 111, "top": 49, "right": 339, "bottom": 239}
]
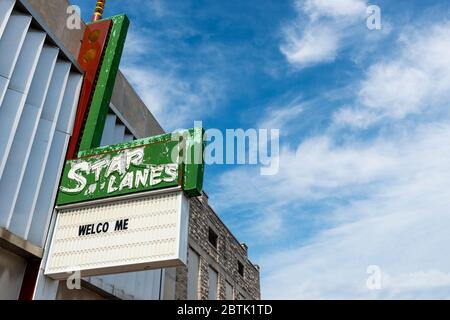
[{"left": 57, "top": 128, "right": 204, "bottom": 206}]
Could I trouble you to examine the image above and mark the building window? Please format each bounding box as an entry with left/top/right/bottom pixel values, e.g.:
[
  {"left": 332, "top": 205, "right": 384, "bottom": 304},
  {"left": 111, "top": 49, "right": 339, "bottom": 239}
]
[
  {"left": 187, "top": 248, "right": 200, "bottom": 300},
  {"left": 238, "top": 261, "right": 245, "bottom": 277},
  {"left": 225, "top": 281, "right": 234, "bottom": 300},
  {"left": 208, "top": 266, "right": 218, "bottom": 300},
  {"left": 208, "top": 227, "right": 218, "bottom": 249}
]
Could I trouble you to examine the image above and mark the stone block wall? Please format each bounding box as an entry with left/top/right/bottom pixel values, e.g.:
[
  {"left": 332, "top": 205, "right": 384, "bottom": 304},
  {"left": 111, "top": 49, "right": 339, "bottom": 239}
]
[{"left": 175, "top": 194, "right": 261, "bottom": 300}]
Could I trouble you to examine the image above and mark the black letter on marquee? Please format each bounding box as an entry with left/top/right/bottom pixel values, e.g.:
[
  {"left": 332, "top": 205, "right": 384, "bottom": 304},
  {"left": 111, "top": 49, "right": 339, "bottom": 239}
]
[
  {"left": 115, "top": 219, "right": 128, "bottom": 231},
  {"left": 78, "top": 225, "right": 87, "bottom": 236}
]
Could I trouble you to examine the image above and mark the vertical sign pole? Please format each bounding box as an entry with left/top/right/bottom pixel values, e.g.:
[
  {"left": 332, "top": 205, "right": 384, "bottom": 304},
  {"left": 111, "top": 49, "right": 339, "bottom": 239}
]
[{"left": 92, "top": 0, "right": 106, "bottom": 21}]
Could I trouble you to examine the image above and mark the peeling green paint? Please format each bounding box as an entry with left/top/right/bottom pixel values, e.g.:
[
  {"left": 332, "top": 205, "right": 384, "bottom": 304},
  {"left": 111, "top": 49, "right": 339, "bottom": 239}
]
[{"left": 57, "top": 128, "right": 204, "bottom": 206}]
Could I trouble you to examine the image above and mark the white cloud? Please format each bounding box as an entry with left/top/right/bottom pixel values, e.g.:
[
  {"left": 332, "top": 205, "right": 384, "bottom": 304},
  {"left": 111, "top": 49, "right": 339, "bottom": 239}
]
[
  {"left": 146, "top": 0, "right": 167, "bottom": 18},
  {"left": 280, "top": 0, "right": 368, "bottom": 69},
  {"left": 336, "top": 22, "right": 450, "bottom": 127},
  {"left": 302, "top": 0, "right": 367, "bottom": 19},
  {"left": 212, "top": 20, "right": 450, "bottom": 299},
  {"left": 214, "top": 134, "right": 396, "bottom": 211},
  {"left": 259, "top": 103, "right": 303, "bottom": 131},
  {"left": 123, "top": 28, "right": 154, "bottom": 58},
  {"left": 122, "top": 66, "right": 223, "bottom": 130},
  {"left": 216, "top": 121, "right": 450, "bottom": 299},
  {"left": 281, "top": 25, "right": 340, "bottom": 67},
  {"left": 384, "top": 271, "right": 450, "bottom": 294},
  {"left": 120, "top": 26, "right": 226, "bottom": 130},
  {"left": 333, "top": 107, "right": 380, "bottom": 128},
  {"left": 359, "top": 63, "right": 429, "bottom": 117}
]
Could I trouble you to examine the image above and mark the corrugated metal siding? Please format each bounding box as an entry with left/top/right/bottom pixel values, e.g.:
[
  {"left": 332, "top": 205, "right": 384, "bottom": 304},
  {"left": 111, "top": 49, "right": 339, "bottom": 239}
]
[{"left": 0, "top": 5, "right": 83, "bottom": 248}]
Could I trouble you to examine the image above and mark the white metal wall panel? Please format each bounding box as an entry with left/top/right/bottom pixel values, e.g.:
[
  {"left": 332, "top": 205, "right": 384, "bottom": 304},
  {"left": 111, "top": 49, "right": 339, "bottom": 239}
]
[
  {"left": 0, "top": 28, "right": 44, "bottom": 179},
  {"left": 0, "top": 75, "right": 8, "bottom": 107},
  {"left": 4, "top": 61, "right": 70, "bottom": 234},
  {"left": 113, "top": 123, "right": 126, "bottom": 144},
  {"left": 0, "top": 30, "right": 46, "bottom": 225},
  {"left": 39, "top": 62, "right": 71, "bottom": 123},
  {"left": 124, "top": 133, "right": 134, "bottom": 142},
  {"left": 0, "top": 104, "right": 40, "bottom": 212},
  {"left": 0, "top": 11, "right": 30, "bottom": 108},
  {"left": 2, "top": 46, "right": 59, "bottom": 233},
  {"left": 54, "top": 73, "right": 84, "bottom": 135},
  {"left": 0, "top": 11, "right": 30, "bottom": 78},
  {"left": 100, "top": 113, "right": 116, "bottom": 146},
  {"left": 8, "top": 29, "right": 46, "bottom": 93},
  {"left": 0, "top": 47, "right": 59, "bottom": 228},
  {"left": 100, "top": 112, "right": 136, "bottom": 147},
  {"left": 25, "top": 46, "right": 59, "bottom": 109},
  {"left": 0, "top": 0, "right": 15, "bottom": 40},
  {"left": 11, "top": 70, "right": 81, "bottom": 240},
  {"left": 0, "top": 89, "right": 27, "bottom": 180},
  {"left": 26, "top": 131, "right": 70, "bottom": 246}
]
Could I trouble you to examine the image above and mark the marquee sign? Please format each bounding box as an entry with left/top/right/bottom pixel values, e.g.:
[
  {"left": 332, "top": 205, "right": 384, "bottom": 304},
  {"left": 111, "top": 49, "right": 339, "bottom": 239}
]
[
  {"left": 44, "top": 9, "right": 205, "bottom": 281},
  {"left": 44, "top": 129, "right": 203, "bottom": 279},
  {"left": 45, "top": 189, "right": 189, "bottom": 279},
  {"left": 57, "top": 128, "right": 204, "bottom": 206}
]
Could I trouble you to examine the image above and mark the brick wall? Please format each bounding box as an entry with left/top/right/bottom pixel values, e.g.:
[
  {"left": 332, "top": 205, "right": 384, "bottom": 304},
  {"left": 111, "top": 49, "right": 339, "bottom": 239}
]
[{"left": 175, "top": 194, "right": 261, "bottom": 300}]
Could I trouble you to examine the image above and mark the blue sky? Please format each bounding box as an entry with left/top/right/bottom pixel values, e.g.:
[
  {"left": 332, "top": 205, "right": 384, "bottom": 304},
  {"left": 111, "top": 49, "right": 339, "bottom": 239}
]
[{"left": 71, "top": 0, "right": 450, "bottom": 299}]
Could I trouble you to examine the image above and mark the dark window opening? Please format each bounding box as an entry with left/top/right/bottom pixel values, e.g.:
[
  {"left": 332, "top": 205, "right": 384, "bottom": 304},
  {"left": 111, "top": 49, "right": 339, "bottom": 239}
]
[
  {"left": 238, "top": 261, "right": 245, "bottom": 277},
  {"left": 208, "top": 227, "right": 218, "bottom": 248}
]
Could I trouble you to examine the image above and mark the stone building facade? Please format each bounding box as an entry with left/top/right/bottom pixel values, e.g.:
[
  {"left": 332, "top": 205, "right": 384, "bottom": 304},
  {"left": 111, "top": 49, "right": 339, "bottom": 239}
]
[{"left": 170, "top": 193, "right": 260, "bottom": 300}]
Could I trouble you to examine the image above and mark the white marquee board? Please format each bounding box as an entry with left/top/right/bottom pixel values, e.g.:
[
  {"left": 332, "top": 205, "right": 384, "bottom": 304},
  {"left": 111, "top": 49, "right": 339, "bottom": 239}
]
[{"left": 44, "top": 189, "right": 189, "bottom": 280}]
